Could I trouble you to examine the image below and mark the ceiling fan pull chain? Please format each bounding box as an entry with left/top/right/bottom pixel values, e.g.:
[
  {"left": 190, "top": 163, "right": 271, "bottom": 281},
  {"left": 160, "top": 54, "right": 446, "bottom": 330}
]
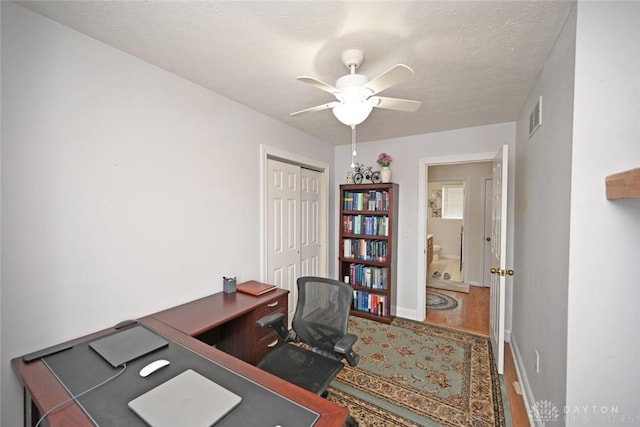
[{"left": 350, "top": 125, "right": 357, "bottom": 168}]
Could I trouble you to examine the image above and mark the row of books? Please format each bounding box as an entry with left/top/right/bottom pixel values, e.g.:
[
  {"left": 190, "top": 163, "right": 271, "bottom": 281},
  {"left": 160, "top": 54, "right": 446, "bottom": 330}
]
[
  {"left": 343, "top": 190, "right": 390, "bottom": 211},
  {"left": 343, "top": 239, "right": 388, "bottom": 262},
  {"left": 342, "top": 215, "right": 389, "bottom": 236},
  {"left": 352, "top": 291, "right": 387, "bottom": 316},
  {"left": 347, "top": 263, "right": 388, "bottom": 289}
]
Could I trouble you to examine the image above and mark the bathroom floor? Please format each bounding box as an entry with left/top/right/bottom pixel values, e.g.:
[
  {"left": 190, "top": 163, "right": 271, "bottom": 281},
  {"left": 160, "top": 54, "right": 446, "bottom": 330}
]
[{"left": 427, "top": 257, "right": 462, "bottom": 283}]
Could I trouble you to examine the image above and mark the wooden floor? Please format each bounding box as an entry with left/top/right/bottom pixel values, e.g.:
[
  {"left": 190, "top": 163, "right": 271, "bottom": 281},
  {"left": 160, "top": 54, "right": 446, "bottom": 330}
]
[{"left": 426, "top": 286, "right": 529, "bottom": 426}]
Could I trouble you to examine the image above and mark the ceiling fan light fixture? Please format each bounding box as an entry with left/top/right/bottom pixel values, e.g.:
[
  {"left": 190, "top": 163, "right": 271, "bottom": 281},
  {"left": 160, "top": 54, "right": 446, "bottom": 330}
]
[
  {"left": 332, "top": 100, "right": 373, "bottom": 126},
  {"left": 291, "top": 49, "right": 420, "bottom": 127}
]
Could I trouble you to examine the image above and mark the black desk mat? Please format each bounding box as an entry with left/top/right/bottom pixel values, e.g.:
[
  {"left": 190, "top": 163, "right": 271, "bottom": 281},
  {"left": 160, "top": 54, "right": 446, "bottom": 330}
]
[{"left": 43, "top": 326, "right": 318, "bottom": 426}]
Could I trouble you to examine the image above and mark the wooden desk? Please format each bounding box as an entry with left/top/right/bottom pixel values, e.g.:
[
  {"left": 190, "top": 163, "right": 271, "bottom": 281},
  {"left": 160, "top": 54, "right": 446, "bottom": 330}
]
[
  {"left": 151, "top": 287, "right": 289, "bottom": 365},
  {"left": 12, "top": 285, "right": 348, "bottom": 427}
]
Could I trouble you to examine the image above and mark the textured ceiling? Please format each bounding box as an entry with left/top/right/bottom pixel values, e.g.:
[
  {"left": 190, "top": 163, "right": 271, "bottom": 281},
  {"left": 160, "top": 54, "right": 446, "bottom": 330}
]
[{"left": 16, "top": 1, "right": 574, "bottom": 145}]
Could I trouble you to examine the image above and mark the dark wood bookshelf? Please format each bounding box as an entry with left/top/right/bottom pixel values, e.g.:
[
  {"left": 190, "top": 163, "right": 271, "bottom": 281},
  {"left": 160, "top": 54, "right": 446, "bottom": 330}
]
[{"left": 339, "top": 183, "right": 398, "bottom": 324}]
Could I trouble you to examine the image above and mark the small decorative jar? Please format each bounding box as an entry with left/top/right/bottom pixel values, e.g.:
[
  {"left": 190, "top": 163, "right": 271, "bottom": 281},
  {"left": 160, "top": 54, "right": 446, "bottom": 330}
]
[
  {"left": 223, "top": 276, "right": 237, "bottom": 294},
  {"left": 380, "top": 167, "right": 392, "bottom": 183}
]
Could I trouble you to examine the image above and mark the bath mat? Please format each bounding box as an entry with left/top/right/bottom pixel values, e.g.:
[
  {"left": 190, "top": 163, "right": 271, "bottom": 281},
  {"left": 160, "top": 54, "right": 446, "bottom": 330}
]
[{"left": 426, "top": 291, "right": 459, "bottom": 310}]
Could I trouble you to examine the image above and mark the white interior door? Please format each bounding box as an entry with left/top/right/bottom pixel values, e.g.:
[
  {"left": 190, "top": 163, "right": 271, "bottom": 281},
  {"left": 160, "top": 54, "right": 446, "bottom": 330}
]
[
  {"left": 300, "top": 168, "right": 321, "bottom": 277},
  {"left": 490, "top": 145, "right": 508, "bottom": 375},
  {"left": 267, "top": 159, "right": 300, "bottom": 322},
  {"left": 483, "top": 178, "right": 493, "bottom": 286}
]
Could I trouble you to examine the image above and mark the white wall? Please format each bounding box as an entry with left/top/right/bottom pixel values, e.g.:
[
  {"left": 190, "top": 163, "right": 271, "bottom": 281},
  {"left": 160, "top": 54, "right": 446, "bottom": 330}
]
[
  {"left": 511, "top": 3, "right": 576, "bottom": 418},
  {"left": 0, "top": 4, "right": 334, "bottom": 426},
  {"left": 513, "top": 2, "right": 640, "bottom": 423},
  {"left": 333, "top": 123, "right": 514, "bottom": 319},
  {"left": 566, "top": 1, "right": 640, "bottom": 423}
]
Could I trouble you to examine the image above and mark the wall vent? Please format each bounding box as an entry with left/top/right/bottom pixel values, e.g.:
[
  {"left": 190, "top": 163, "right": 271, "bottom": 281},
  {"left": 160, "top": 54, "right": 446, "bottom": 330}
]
[{"left": 529, "top": 96, "right": 542, "bottom": 138}]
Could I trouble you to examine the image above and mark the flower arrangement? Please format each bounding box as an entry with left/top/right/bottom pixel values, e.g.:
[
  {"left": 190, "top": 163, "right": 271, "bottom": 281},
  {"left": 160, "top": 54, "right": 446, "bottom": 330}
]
[{"left": 377, "top": 152, "right": 393, "bottom": 167}]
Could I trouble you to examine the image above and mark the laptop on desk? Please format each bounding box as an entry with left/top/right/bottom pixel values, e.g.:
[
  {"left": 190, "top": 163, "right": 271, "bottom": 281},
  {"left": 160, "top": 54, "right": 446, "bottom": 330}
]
[
  {"left": 128, "top": 369, "right": 242, "bottom": 427},
  {"left": 89, "top": 325, "right": 168, "bottom": 368}
]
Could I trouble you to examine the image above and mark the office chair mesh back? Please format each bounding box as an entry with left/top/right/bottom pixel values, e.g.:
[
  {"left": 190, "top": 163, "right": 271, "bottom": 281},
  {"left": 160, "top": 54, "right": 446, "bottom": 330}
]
[{"left": 292, "top": 277, "right": 353, "bottom": 355}]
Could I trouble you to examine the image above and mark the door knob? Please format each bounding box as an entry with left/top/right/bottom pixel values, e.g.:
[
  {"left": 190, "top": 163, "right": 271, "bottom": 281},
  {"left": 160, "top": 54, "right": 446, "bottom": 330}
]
[
  {"left": 486, "top": 237, "right": 491, "bottom": 242},
  {"left": 490, "top": 268, "right": 515, "bottom": 276}
]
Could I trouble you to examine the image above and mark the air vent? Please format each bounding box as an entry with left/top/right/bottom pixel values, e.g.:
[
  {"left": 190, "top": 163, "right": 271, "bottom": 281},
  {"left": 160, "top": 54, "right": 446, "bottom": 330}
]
[{"left": 529, "top": 96, "right": 542, "bottom": 138}]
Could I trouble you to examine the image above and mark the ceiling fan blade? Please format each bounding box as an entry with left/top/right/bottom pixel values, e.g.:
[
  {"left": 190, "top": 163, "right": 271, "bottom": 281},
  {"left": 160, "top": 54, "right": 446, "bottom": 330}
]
[
  {"left": 371, "top": 96, "right": 422, "bottom": 112},
  {"left": 297, "top": 76, "right": 340, "bottom": 94},
  {"left": 364, "top": 64, "right": 414, "bottom": 95},
  {"left": 290, "top": 102, "right": 339, "bottom": 116}
]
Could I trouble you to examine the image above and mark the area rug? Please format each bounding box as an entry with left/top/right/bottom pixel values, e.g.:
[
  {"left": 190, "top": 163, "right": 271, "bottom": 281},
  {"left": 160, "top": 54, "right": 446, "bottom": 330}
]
[
  {"left": 427, "top": 290, "right": 459, "bottom": 311},
  {"left": 328, "top": 317, "right": 507, "bottom": 427},
  {"left": 429, "top": 280, "right": 471, "bottom": 294}
]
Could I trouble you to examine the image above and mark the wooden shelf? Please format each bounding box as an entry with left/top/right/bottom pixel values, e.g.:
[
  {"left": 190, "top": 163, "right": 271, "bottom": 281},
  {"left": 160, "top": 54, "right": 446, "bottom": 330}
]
[
  {"left": 606, "top": 167, "right": 640, "bottom": 199},
  {"left": 340, "top": 183, "right": 398, "bottom": 323}
]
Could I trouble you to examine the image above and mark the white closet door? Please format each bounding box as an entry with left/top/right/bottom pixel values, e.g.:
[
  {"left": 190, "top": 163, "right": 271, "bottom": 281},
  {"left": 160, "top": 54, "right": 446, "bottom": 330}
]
[
  {"left": 300, "top": 168, "right": 321, "bottom": 277},
  {"left": 267, "top": 159, "right": 300, "bottom": 322}
]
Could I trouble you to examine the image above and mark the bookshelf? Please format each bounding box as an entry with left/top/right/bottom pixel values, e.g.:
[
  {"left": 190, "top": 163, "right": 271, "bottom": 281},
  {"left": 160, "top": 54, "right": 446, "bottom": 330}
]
[{"left": 339, "top": 183, "right": 398, "bottom": 324}]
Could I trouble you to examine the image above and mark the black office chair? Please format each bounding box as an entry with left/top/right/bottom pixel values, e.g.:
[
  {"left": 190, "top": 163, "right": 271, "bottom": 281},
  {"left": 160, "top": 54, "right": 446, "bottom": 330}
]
[{"left": 256, "top": 276, "right": 359, "bottom": 426}]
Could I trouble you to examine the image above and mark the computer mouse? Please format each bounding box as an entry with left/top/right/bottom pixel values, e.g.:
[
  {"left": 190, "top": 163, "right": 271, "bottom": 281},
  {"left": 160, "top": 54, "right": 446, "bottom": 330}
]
[{"left": 139, "top": 359, "right": 170, "bottom": 377}]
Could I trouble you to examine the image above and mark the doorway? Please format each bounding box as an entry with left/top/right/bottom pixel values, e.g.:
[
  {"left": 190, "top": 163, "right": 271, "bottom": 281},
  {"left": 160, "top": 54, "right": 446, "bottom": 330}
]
[
  {"left": 426, "top": 178, "right": 468, "bottom": 287},
  {"left": 425, "top": 163, "right": 492, "bottom": 290},
  {"left": 416, "top": 152, "right": 496, "bottom": 321}
]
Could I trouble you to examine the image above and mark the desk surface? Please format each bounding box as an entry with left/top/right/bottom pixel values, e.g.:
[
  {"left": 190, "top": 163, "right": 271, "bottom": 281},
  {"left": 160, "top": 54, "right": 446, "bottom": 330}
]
[
  {"left": 12, "top": 288, "right": 348, "bottom": 427},
  {"left": 151, "top": 287, "right": 288, "bottom": 337}
]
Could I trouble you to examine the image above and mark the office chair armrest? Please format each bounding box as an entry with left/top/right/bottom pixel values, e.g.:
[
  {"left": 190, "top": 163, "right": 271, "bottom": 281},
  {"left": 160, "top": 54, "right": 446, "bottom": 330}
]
[
  {"left": 334, "top": 333, "right": 360, "bottom": 367},
  {"left": 334, "top": 333, "right": 357, "bottom": 353},
  {"left": 256, "top": 313, "right": 290, "bottom": 340}
]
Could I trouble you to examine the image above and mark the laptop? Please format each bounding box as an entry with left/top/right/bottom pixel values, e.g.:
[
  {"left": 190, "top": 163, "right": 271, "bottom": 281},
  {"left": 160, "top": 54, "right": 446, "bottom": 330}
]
[
  {"left": 128, "top": 369, "right": 242, "bottom": 427},
  {"left": 89, "top": 326, "right": 168, "bottom": 368}
]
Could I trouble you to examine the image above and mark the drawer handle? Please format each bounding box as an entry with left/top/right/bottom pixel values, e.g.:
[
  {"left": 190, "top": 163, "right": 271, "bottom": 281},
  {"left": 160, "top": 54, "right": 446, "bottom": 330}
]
[
  {"left": 267, "top": 339, "right": 279, "bottom": 348},
  {"left": 267, "top": 301, "right": 279, "bottom": 307}
]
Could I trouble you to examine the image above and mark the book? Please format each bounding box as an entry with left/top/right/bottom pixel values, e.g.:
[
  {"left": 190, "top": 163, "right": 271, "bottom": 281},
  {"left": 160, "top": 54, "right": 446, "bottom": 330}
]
[{"left": 236, "top": 280, "right": 276, "bottom": 296}]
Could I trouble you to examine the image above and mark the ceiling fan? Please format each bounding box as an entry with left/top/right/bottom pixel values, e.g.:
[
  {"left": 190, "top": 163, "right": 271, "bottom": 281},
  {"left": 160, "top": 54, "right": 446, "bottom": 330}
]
[{"left": 291, "top": 49, "right": 422, "bottom": 127}]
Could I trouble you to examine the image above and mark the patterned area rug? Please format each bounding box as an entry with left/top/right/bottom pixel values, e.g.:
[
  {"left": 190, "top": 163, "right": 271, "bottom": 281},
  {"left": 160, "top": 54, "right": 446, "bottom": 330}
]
[
  {"left": 328, "top": 317, "right": 506, "bottom": 426},
  {"left": 427, "top": 290, "right": 459, "bottom": 311}
]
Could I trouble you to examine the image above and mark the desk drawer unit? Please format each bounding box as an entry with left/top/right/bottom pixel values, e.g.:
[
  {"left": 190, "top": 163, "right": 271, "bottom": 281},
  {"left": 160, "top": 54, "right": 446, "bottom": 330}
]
[
  {"left": 214, "top": 292, "right": 288, "bottom": 366},
  {"left": 254, "top": 295, "right": 288, "bottom": 364}
]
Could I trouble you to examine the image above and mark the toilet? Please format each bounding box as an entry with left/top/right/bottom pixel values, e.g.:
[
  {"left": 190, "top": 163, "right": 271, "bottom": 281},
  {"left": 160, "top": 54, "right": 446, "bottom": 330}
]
[{"left": 432, "top": 245, "right": 442, "bottom": 262}]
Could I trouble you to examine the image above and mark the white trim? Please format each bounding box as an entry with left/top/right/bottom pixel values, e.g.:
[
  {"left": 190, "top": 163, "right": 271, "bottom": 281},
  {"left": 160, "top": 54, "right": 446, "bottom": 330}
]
[
  {"left": 510, "top": 335, "right": 537, "bottom": 426},
  {"left": 417, "top": 152, "right": 496, "bottom": 322},
  {"left": 259, "top": 145, "right": 330, "bottom": 282}
]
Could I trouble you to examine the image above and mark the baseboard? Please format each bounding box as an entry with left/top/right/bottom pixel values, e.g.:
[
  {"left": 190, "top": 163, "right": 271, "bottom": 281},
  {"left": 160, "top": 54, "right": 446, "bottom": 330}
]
[
  {"left": 509, "top": 335, "right": 537, "bottom": 426},
  {"left": 395, "top": 307, "right": 420, "bottom": 321},
  {"left": 467, "top": 281, "right": 484, "bottom": 287}
]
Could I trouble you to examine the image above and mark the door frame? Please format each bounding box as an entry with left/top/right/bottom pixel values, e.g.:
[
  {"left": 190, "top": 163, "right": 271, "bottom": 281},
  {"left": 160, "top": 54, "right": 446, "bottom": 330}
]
[
  {"left": 260, "top": 145, "right": 330, "bottom": 282},
  {"left": 416, "top": 152, "right": 496, "bottom": 321}
]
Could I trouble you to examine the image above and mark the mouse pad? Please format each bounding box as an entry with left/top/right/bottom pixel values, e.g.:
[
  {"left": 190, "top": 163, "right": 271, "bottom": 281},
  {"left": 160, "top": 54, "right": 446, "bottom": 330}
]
[{"left": 43, "top": 325, "right": 318, "bottom": 426}]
